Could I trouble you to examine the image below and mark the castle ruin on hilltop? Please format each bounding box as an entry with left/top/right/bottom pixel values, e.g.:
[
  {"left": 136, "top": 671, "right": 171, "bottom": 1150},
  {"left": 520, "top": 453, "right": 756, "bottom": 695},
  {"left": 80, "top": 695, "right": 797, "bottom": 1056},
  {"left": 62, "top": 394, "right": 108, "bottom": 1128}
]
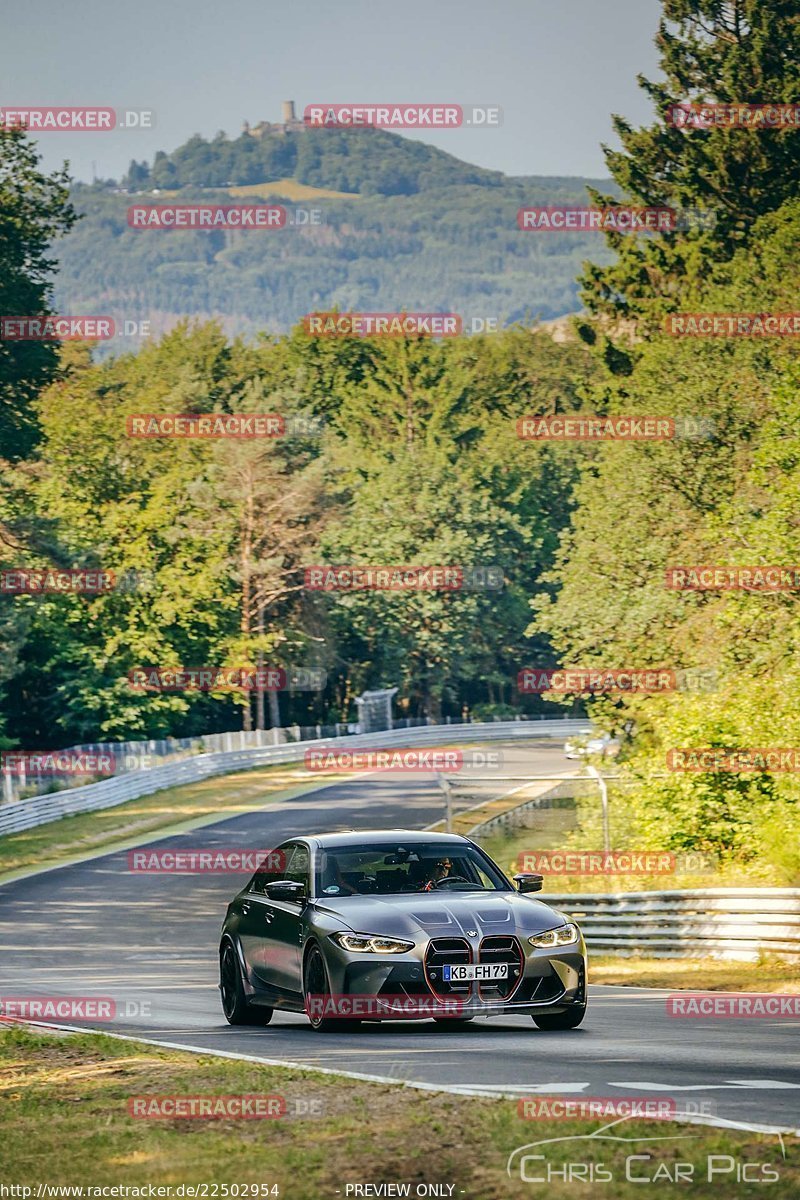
[{"left": 243, "top": 101, "right": 305, "bottom": 138}]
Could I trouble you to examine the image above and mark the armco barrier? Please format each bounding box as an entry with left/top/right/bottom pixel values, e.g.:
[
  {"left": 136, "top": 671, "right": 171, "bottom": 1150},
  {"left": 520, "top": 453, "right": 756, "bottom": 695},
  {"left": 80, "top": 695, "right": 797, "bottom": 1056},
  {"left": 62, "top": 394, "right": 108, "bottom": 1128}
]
[
  {"left": 547, "top": 889, "right": 800, "bottom": 961},
  {"left": 0, "top": 718, "right": 590, "bottom": 837},
  {"left": 465, "top": 776, "right": 591, "bottom": 836}
]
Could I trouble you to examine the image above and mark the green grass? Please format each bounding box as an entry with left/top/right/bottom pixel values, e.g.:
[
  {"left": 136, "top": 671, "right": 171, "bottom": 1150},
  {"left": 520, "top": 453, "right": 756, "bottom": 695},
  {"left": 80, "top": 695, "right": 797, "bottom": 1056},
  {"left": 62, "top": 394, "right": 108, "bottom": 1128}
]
[
  {"left": 476, "top": 803, "right": 580, "bottom": 876},
  {"left": 590, "top": 955, "right": 800, "bottom": 992},
  {"left": 477, "top": 813, "right": 733, "bottom": 893},
  {"left": 1, "top": 1026, "right": 797, "bottom": 1198}
]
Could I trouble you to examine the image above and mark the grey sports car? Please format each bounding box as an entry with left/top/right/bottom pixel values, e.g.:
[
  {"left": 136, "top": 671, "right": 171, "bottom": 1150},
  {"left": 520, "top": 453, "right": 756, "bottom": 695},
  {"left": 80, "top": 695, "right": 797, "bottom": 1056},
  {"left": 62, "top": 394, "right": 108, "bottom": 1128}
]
[{"left": 219, "top": 829, "right": 587, "bottom": 1031}]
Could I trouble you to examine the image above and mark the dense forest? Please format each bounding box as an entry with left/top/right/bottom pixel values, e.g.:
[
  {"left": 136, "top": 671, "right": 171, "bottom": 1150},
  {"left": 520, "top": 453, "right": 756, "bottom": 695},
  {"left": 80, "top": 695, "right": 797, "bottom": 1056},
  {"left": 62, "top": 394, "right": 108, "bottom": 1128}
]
[
  {"left": 53, "top": 124, "right": 615, "bottom": 337},
  {"left": 1, "top": 0, "right": 799, "bottom": 880}
]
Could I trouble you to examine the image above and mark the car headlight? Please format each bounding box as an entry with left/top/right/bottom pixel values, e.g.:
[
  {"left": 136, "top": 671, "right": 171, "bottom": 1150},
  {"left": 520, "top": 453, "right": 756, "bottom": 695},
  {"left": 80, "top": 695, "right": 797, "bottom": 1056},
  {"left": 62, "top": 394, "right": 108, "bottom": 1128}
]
[
  {"left": 528, "top": 923, "right": 580, "bottom": 949},
  {"left": 331, "top": 932, "right": 415, "bottom": 954}
]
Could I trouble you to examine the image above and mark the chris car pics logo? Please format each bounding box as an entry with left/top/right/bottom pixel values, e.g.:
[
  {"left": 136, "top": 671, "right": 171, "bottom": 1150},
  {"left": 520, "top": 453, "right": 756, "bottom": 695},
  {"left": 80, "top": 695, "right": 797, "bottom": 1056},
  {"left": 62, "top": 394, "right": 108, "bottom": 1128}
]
[{"left": 507, "top": 1116, "right": 783, "bottom": 1184}]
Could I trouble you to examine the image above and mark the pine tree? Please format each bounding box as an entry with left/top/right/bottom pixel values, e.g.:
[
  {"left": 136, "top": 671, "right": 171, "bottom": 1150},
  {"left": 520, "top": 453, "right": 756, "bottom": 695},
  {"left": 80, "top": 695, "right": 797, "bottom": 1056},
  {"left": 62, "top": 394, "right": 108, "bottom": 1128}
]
[
  {"left": 0, "top": 127, "right": 77, "bottom": 459},
  {"left": 579, "top": 0, "right": 800, "bottom": 338}
]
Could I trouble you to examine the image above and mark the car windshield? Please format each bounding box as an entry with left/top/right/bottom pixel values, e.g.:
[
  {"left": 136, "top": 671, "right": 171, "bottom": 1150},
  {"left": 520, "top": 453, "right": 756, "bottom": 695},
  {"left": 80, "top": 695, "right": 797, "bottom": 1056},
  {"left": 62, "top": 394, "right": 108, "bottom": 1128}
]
[{"left": 315, "top": 841, "right": 509, "bottom": 896}]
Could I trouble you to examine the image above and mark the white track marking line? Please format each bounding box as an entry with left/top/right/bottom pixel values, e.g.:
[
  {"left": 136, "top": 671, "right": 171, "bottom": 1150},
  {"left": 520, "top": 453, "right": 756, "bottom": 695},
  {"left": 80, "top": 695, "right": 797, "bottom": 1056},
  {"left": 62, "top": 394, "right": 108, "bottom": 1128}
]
[{"left": 610, "top": 1079, "right": 800, "bottom": 1091}]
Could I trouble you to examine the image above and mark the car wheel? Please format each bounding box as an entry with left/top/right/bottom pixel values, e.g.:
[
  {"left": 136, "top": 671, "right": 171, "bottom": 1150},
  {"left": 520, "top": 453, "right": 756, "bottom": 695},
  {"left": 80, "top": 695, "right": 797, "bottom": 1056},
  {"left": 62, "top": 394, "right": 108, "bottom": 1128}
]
[
  {"left": 220, "top": 940, "right": 273, "bottom": 1026},
  {"left": 304, "top": 942, "right": 359, "bottom": 1032},
  {"left": 532, "top": 1002, "right": 586, "bottom": 1030},
  {"left": 304, "top": 942, "right": 336, "bottom": 1031}
]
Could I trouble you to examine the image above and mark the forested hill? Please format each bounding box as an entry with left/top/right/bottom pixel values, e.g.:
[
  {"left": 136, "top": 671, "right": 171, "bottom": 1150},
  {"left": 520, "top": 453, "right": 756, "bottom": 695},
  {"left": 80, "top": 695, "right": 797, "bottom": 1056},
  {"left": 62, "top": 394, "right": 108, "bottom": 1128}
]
[
  {"left": 125, "top": 124, "right": 507, "bottom": 195},
  {"left": 54, "top": 123, "right": 615, "bottom": 340}
]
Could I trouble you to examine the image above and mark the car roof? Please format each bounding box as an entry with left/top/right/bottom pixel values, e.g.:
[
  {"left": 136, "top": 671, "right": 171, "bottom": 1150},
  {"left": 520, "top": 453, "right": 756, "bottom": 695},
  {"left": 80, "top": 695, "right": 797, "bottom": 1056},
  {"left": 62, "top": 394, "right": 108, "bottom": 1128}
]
[{"left": 301, "top": 829, "right": 471, "bottom": 848}]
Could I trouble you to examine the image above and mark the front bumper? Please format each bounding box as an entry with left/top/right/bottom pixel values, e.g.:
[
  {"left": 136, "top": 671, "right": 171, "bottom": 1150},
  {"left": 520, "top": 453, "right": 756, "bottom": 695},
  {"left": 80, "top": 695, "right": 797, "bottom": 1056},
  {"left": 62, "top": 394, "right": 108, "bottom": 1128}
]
[{"left": 324, "top": 934, "right": 586, "bottom": 1017}]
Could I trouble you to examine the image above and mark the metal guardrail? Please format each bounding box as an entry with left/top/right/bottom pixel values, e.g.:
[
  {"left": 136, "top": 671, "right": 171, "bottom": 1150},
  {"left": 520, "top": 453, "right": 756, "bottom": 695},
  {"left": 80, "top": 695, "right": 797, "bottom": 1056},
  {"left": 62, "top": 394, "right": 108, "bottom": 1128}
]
[
  {"left": 466, "top": 783, "right": 800, "bottom": 961},
  {"left": 0, "top": 718, "right": 590, "bottom": 837},
  {"left": 464, "top": 777, "right": 589, "bottom": 836},
  {"left": 0, "top": 717, "right": 444, "bottom": 803},
  {"left": 547, "top": 889, "right": 800, "bottom": 961},
  {"left": 1, "top": 714, "right": 582, "bottom": 803}
]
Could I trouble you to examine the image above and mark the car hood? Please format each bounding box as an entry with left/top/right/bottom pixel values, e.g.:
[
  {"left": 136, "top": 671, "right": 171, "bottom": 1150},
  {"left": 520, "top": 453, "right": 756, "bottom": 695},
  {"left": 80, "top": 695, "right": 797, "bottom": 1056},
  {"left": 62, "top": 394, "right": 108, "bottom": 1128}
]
[{"left": 312, "top": 891, "right": 570, "bottom": 940}]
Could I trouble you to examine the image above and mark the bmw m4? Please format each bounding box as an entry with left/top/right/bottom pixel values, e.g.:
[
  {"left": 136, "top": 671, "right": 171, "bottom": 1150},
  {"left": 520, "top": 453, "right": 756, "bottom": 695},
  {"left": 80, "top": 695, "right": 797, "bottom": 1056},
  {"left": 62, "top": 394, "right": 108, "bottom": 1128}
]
[{"left": 219, "top": 829, "right": 587, "bottom": 1032}]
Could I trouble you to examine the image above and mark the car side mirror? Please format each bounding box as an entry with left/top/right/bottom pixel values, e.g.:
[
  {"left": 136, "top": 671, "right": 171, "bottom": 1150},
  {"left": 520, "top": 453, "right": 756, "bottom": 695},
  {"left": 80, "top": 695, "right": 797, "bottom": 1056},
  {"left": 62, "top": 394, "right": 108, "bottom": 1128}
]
[
  {"left": 265, "top": 880, "right": 305, "bottom": 903},
  {"left": 513, "top": 872, "right": 544, "bottom": 893}
]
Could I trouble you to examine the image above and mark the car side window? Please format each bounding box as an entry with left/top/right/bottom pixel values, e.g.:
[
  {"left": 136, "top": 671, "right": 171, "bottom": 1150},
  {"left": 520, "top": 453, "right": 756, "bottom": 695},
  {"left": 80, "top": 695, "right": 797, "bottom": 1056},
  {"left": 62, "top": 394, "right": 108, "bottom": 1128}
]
[
  {"left": 250, "top": 842, "right": 293, "bottom": 894},
  {"left": 284, "top": 844, "right": 310, "bottom": 894}
]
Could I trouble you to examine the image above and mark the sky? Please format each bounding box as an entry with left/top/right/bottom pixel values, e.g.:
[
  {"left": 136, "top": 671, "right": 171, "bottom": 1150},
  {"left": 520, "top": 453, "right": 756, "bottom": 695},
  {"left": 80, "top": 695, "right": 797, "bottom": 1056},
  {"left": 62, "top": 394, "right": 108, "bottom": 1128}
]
[{"left": 1, "top": 0, "right": 665, "bottom": 183}]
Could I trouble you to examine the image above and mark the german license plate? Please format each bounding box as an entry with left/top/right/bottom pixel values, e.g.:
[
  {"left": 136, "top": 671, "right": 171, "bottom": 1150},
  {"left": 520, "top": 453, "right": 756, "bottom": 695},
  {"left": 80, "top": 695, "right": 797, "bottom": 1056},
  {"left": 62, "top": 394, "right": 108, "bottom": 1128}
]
[{"left": 442, "top": 963, "right": 509, "bottom": 982}]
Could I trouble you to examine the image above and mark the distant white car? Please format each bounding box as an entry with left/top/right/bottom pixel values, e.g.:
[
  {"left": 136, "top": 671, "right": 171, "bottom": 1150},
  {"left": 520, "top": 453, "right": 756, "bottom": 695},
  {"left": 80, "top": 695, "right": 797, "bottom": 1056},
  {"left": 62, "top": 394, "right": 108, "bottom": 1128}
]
[{"left": 564, "top": 733, "right": 621, "bottom": 760}]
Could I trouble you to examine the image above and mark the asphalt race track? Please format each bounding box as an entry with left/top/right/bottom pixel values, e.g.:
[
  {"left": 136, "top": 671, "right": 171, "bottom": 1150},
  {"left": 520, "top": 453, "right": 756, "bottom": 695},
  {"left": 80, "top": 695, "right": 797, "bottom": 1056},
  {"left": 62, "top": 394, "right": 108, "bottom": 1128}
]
[{"left": 1, "top": 740, "right": 798, "bottom": 1133}]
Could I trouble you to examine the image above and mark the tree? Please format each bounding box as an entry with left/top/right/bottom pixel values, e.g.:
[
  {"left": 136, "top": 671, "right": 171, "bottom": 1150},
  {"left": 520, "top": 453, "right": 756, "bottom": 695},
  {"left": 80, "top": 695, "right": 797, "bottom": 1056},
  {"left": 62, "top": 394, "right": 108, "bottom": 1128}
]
[
  {"left": 531, "top": 202, "right": 800, "bottom": 879},
  {"left": 8, "top": 326, "right": 243, "bottom": 743},
  {"left": 315, "top": 332, "right": 594, "bottom": 718},
  {"left": 0, "top": 127, "right": 77, "bottom": 459},
  {"left": 150, "top": 151, "right": 178, "bottom": 190},
  {"left": 210, "top": 366, "right": 328, "bottom": 732},
  {"left": 0, "top": 127, "right": 77, "bottom": 741},
  {"left": 579, "top": 0, "right": 800, "bottom": 340},
  {"left": 123, "top": 159, "right": 151, "bottom": 191}
]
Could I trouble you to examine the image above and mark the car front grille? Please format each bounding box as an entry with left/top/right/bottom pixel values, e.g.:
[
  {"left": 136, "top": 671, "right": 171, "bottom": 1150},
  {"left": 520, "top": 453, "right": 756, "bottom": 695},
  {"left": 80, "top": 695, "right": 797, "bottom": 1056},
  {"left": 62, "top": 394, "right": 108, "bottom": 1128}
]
[
  {"left": 478, "top": 935, "right": 524, "bottom": 999},
  {"left": 424, "top": 936, "right": 471, "bottom": 997}
]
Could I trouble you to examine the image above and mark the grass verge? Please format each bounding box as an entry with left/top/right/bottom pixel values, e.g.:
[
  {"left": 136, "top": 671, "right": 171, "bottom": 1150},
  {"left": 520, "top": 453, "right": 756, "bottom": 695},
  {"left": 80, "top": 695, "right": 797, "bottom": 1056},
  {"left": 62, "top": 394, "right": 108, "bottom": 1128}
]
[
  {"left": 590, "top": 955, "right": 800, "bottom": 992},
  {"left": 476, "top": 800, "right": 797, "bottom": 890},
  {"left": 1, "top": 1026, "right": 797, "bottom": 1198}
]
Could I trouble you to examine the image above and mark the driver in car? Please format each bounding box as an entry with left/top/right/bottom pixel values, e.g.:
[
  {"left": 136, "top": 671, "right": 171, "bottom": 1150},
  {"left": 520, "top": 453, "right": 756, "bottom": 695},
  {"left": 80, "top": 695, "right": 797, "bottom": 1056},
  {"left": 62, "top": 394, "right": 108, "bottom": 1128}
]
[{"left": 420, "top": 857, "right": 453, "bottom": 891}]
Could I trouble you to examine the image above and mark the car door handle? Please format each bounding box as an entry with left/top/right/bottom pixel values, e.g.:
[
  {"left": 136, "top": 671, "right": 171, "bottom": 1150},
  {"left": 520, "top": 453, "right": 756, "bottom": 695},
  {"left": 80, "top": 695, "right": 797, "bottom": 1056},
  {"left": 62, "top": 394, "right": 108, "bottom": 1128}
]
[
  {"left": 241, "top": 901, "right": 251, "bottom": 915},
  {"left": 263, "top": 910, "right": 274, "bottom": 924}
]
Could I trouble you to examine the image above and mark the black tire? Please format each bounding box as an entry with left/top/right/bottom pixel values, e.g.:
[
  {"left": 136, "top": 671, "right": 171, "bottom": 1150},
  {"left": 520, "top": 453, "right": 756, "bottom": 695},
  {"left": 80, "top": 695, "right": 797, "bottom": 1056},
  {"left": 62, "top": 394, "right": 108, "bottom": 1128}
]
[
  {"left": 220, "top": 940, "right": 273, "bottom": 1026},
  {"left": 304, "top": 943, "right": 359, "bottom": 1031},
  {"left": 532, "top": 1002, "right": 586, "bottom": 1030}
]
